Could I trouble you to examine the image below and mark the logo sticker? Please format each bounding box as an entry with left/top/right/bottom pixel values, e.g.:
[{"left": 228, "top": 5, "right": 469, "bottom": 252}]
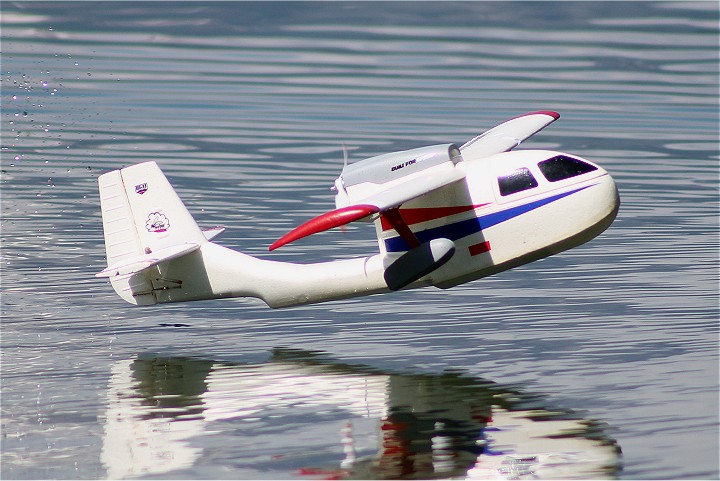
[
  {"left": 391, "top": 159, "right": 416, "bottom": 172},
  {"left": 135, "top": 183, "right": 148, "bottom": 195},
  {"left": 146, "top": 212, "right": 169, "bottom": 233}
]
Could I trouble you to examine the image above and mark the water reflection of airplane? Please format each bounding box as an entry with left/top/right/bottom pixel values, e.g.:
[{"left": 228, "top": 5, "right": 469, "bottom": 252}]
[{"left": 102, "top": 349, "right": 621, "bottom": 479}]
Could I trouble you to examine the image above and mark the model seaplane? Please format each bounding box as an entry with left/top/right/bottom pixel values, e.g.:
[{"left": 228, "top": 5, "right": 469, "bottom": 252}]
[{"left": 96, "top": 111, "right": 619, "bottom": 308}]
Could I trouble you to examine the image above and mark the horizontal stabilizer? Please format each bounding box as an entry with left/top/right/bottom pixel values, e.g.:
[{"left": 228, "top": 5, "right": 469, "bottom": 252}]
[
  {"left": 269, "top": 205, "right": 380, "bottom": 251},
  {"left": 203, "top": 226, "right": 225, "bottom": 241},
  {"left": 96, "top": 242, "right": 200, "bottom": 278},
  {"left": 460, "top": 111, "right": 559, "bottom": 160}
]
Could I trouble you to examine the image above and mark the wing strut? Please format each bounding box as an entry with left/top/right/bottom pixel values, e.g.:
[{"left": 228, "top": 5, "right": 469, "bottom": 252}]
[{"left": 381, "top": 208, "right": 420, "bottom": 249}]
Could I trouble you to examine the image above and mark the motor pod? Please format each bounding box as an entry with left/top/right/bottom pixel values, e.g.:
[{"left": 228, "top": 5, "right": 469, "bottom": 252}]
[{"left": 384, "top": 238, "right": 456, "bottom": 291}]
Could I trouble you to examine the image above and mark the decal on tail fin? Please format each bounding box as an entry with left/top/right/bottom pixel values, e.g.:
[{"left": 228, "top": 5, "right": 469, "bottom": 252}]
[{"left": 115, "top": 161, "right": 206, "bottom": 250}]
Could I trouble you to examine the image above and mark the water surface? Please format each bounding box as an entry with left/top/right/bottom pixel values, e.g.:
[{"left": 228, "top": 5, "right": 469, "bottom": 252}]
[{"left": 1, "top": 2, "right": 718, "bottom": 479}]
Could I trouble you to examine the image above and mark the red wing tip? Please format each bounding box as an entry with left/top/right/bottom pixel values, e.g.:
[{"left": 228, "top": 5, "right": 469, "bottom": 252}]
[
  {"left": 269, "top": 239, "right": 287, "bottom": 251},
  {"left": 508, "top": 111, "right": 560, "bottom": 121},
  {"left": 531, "top": 110, "right": 560, "bottom": 119},
  {"left": 270, "top": 234, "right": 297, "bottom": 250},
  {"left": 268, "top": 204, "right": 380, "bottom": 251}
]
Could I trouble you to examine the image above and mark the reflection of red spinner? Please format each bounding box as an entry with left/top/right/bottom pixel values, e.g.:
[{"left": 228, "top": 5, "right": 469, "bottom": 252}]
[{"left": 146, "top": 212, "right": 169, "bottom": 233}]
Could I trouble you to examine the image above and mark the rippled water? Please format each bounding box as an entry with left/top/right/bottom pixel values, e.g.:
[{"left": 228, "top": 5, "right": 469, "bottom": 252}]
[{"left": 1, "top": 2, "right": 718, "bottom": 479}]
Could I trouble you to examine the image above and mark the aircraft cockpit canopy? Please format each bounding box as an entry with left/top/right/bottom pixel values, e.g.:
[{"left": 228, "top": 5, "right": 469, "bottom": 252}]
[
  {"left": 538, "top": 155, "right": 598, "bottom": 182},
  {"left": 498, "top": 167, "right": 538, "bottom": 196},
  {"left": 498, "top": 155, "right": 599, "bottom": 196}
]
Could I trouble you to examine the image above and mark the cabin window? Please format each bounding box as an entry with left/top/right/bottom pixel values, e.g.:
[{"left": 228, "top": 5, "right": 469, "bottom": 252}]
[
  {"left": 538, "top": 155, "right": 597, "bottom": 182},
  {"left": 498, "top": 168, "right": 538, "bottom": 196}
]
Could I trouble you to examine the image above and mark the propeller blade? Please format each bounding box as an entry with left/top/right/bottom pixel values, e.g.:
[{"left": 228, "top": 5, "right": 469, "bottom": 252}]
[{"left": 269, "top": 204, "right": 380, "bottom": 251}]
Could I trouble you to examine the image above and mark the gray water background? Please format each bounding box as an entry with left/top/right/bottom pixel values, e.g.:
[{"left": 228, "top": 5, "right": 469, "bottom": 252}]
[{"left": 1, "top": 1, "right": 718, "bottom": 479}]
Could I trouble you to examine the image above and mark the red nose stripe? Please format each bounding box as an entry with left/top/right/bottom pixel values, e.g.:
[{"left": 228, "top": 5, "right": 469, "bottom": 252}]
[{"left": 269, "top": 204, "right": 379, "bottom": 250}]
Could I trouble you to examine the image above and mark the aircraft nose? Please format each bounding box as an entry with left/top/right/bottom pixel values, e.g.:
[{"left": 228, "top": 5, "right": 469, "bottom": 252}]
[
  {"left": 597, "top": 172, "right": 620, "bottom": 229},
  {"left": 608, "top": 173, "right": 620, "bottom": 212}
]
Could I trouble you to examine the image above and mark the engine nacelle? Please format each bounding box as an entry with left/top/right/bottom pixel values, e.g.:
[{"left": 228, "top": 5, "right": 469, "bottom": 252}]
[{"left": 335, "top": 143, "right": 462, "bottom": 208}]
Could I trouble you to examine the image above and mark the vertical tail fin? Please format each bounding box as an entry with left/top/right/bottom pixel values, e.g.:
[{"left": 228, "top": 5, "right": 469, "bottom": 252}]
[{"left": 98, "top": 161, "right": 206, "bottom": 305}]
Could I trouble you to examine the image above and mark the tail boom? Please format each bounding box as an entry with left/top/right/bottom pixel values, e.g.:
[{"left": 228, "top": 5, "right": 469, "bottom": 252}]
[
  {"left": 152, "top": 242, "right": 389, "bottom": 308},
  {"left": 97, "top": 162, "right": 390, "bottom": 308}
]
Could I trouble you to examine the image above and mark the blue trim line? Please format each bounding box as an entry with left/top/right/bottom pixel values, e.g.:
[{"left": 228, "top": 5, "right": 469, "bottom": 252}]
[{"left": 385, "top": 185, "right": 593, "bottom": 252}]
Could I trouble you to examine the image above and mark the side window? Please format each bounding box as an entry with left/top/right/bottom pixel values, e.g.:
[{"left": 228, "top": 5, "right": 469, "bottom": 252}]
[
  {"left": 538, "top": 155, "right": 597, "bottom": 182},
  {"left": 498, "top": 167, "right": 538, "bottom": 196}
]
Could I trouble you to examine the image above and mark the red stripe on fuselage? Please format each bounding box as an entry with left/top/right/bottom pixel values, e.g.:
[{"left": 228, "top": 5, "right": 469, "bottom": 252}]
[
  {"left": 380, "top": 204, "right": 489, "bottom": 231},
  {"left": 469, "top": 241, "right": 491, "bottom": 256}
]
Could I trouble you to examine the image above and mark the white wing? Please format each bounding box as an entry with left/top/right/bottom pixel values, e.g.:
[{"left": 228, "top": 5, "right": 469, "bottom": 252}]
[{"left": 460, "top": 111, "right": 559, "bottom": 161}]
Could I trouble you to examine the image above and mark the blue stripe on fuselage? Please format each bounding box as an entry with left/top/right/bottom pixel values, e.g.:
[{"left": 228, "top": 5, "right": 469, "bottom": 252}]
[{"left": 384, "top": 185, "right": 594, "bottom": 252}]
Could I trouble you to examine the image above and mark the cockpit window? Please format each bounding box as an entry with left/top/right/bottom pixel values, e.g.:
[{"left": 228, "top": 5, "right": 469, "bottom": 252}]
[
  {"left": 538, "top": 155, "right": 597, "bottom": 182},
  {"left": 498, "top": 167, "right": 539, "bottom": 196}
]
